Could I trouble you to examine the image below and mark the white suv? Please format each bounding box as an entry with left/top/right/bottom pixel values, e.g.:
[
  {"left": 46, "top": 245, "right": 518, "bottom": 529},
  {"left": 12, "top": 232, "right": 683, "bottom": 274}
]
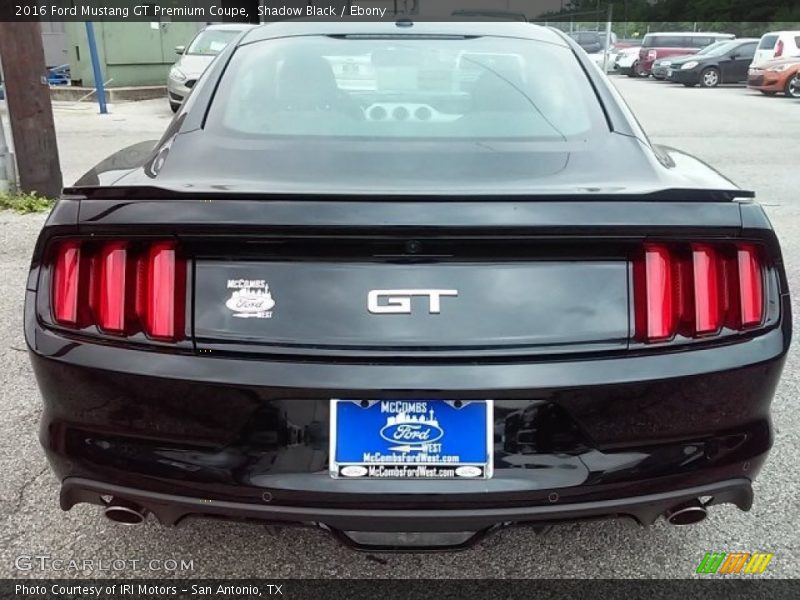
[{"left": 753, "top": 31, "right": 800, "bottom": 66}]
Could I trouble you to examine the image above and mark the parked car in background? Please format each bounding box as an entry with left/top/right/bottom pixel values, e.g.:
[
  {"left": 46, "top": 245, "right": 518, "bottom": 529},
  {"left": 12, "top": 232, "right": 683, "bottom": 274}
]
[
  {"left": 568, "top": 30, "right": 617, "bottom": 54},
  {"left": 588, "top": 41, "right": 640, "bottom": 73},
  {"left": 167, "top": 24, "right": 253, "bottom": 112},
  {"left": 666, "top": 39, "right": 759, "bottom": 87},
  {"left": 638, "top": 32, "right": 735, "bottom": 77},
  {"left": 747, "top": 57, "right": 800, "bottom": 98},
  {"left": 616, "top": 46, "right": 642, "bottom": 76},
  {"left": 650, "top": 39, "right": 732, "bottom": 80},
  {"left": 752, "top": 31, "right": 800, "bottom": 66}
]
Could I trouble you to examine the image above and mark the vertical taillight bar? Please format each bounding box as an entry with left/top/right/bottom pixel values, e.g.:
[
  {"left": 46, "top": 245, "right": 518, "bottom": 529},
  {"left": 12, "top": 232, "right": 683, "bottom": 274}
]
[
  {"left": 96, "top": 242, "right": 128, "bottom": 334},
  {"left": 142, "top": 241, "right": 185, "bottom": 341},
  {"left": 737, "top": 244, "right": 764, "bottom": 328},
  {"left": 636, "top": 244, "right": 675, "bottom": 342},
  {"left": 692, "top": 244, "right": 721, "bottom": 335},
  {"left": 52, "top": 241, "right": 82, "bottom": 326}
]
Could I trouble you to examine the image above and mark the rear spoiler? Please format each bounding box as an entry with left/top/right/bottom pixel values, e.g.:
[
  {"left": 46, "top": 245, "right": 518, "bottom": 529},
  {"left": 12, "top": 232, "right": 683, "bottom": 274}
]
[{"left": 63, "top": 185, "right": 755, "bottom": 203}]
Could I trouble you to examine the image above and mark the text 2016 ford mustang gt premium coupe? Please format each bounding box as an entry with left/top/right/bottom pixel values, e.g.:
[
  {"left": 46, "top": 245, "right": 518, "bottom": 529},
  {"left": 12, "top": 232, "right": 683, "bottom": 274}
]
[{"left": 26, "top": 21, "right": 790, "bottom": 551}]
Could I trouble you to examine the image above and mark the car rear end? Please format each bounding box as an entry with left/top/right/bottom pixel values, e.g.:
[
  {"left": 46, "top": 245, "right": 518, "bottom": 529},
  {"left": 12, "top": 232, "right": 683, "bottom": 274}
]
[
  {"left": 753, "top": 31, "right": 800, "bottom": 66},
  {"left": 27, "top": 23, "right": 790, "bottom": 551}
]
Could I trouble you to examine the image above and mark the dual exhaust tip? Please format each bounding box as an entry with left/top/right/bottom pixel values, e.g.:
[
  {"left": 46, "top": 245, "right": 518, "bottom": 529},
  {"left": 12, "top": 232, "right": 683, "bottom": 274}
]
[
  {"left": 664, "top": 499, "right": 708, "bottom": 526},
  {"left": 103, "top": 497, "right": 148, "bottom": 525}
]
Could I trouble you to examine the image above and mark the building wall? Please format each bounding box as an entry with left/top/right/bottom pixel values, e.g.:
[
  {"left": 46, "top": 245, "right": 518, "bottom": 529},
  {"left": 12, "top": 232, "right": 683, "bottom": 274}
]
[
  {"left": 65, "top": 21, "right": 204, "bottom": 87},
  {"left": 40, "top": 21, "right": 69, "bottom": 67}
]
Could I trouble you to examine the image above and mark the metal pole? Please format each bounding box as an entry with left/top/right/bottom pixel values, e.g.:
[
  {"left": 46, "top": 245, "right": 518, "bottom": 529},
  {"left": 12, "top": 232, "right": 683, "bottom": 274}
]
[
  {"left": 603, "top": 4, "right": 613, "bottom": 72},
  {"left": 0, "top": 61, "right": 12, "bottom": 193},
  {"left": 84, "top": 21, "right": 107, "bottom": 114}
]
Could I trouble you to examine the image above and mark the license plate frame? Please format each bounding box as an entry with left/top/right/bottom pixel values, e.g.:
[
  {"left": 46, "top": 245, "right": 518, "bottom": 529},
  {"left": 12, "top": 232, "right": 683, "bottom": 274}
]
[{"left": 329, "top": 399, "right": 494, "bottom": 480}]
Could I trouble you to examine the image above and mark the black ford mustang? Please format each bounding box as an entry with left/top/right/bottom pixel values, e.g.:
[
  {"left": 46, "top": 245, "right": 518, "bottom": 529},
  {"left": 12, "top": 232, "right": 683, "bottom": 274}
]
[{"left": 26, "top": 21, "right": 790, "bottom": 551}]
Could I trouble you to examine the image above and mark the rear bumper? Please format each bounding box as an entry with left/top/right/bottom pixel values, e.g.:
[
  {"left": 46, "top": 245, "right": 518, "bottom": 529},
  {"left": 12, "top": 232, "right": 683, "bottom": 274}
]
[{"left": 62, "top": 476, "right": 753, "bottom": 543}]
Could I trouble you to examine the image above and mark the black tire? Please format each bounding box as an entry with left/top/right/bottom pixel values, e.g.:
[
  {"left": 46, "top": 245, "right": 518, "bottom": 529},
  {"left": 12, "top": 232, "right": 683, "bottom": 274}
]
[
  {"left": 683, "top": 82, "right": 698, "bottom": 87},
  {"left": 759, "top": 90, "right": 777, "bottom": 96},
  {"left": 169, "top": 101, "right": 180, "bottom": 113},
  {"left": 699, "top": 67, "right": 720, "bottom": 88},
  {"left": 634, "top": 62, "right": 649, "bottom": 78},
  {"left": 785, "top": 74, "right": 800, "bottom": 98}
]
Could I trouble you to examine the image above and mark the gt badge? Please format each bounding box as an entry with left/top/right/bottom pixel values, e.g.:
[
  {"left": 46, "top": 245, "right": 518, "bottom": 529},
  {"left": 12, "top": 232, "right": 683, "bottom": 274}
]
[{"left": 225, "top": 278, "right": 275, "bottom": 319}]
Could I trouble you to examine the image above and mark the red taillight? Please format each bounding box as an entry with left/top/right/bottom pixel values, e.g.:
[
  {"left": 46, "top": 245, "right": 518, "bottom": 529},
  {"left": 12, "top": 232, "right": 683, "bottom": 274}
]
[
  {"left": 50, "top": 240, "right": 185, "bottom": 342},
  {"left": 692, "top": 244, "right": 721, "bottom": 335},
  {"left": 775, "top": 39, "right": 784, "bottom": 58},
  {"left": 142, "top": 241, "right": 185, "bottom": 341},
  {"left": 95, "top": 241, "right": 128, "bottom": 334},
  {"left": 52, "top": 241, "right": 82, "bottom": 326},
  {"left": 738, "top": 244, "right": 763, "bottom": 328},
  {"left": 635, "top": 244, "right": 675, "bottom": 341},
  {"left": 635, "top": 242, "right": 766, "bottom": 343}
]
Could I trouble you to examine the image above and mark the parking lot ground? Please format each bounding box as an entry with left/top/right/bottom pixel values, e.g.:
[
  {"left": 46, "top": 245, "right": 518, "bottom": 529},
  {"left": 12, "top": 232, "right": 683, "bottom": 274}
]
[{"left": 0, "top": 79, "right": 798, "bottom": 578}]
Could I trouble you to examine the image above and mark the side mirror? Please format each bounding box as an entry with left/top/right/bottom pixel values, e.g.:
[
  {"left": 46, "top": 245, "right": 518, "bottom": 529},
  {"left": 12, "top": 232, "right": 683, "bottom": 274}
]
[{"left": 175, "top": 45, "right": 185, "bottom": 55}]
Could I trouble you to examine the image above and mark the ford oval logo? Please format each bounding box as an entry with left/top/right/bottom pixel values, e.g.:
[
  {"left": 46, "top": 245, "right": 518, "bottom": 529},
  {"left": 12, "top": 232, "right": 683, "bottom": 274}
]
[
  {"left": 455, "top": 466, "right": 482, "bottom": 478},
  {"left": 380, "top": 422, "right": 444, "bottom": 444},
  {"left": 340, "top": 465, "right": 368, "bottom": 478}
]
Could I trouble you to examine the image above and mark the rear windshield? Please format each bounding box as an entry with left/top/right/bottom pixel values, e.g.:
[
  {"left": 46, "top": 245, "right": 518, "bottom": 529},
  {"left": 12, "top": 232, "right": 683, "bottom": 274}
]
[
  {"left": 187, "top": 29, "right": 243, "bottom": 56},
  {"left": 758, "top": 35, "right": 779, "bottom": 50},
  {"left": 206, "top": 35, "right": 606, "bottom": 141}
]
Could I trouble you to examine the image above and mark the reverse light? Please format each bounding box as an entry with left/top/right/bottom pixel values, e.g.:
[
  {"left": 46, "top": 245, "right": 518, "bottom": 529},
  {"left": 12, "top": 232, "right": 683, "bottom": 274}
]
[
  {"left": 50, "top": 240, "right": 185, "bottom": 342},
  {"left": 635, "top": 242, "right": 766, "bottom": 343}
]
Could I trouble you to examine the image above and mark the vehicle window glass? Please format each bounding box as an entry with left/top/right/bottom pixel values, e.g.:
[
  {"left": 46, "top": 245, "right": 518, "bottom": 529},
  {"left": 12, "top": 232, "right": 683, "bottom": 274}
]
[
  {"left": 758, "top": 35, "right": 778, "bottom": 50},
  {"left": 795, "top": 36, "right": 800, "bottom": 49},
  {"left": 187, "top": 29, "right": 242, "bottom": 56},
  {"left": 738, "top": 43, "right": 757, "bottom": 58},
  {"left": 702, "top": 41, "right": 737, "bottom": 56},
  {"left": 207, "top": 35, "right": 607, "bottom": 141},
  {"left": 692, "top": 37, "right": 712, "bottom": 48}
]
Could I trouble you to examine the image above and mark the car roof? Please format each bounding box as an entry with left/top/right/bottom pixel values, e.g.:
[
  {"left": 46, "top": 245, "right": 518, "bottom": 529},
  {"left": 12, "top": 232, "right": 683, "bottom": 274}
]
[
  {"left": 239, "top": 20, "right": 567, "bottom": 47},
  {"left": 202, "top": 23, "right": 256, "bottom": 32}
]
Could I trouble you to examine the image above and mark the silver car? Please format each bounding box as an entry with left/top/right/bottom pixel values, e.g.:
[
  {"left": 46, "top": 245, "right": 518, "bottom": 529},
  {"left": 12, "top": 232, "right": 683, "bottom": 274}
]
[{"left": 167, "top": 24, "right": 253, "bottom": 112}]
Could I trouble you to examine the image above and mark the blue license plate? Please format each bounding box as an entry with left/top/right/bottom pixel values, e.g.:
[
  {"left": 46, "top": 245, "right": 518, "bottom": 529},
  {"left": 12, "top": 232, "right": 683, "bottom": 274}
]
[{"left": 330, "top": 399, "right": 493, "bottom": 479}]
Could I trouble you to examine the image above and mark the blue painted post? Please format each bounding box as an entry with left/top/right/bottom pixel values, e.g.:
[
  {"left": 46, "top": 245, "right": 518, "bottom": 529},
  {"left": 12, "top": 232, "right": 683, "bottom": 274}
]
[{"left": 84, "top": 21, "right": 107, "bottom": 114}]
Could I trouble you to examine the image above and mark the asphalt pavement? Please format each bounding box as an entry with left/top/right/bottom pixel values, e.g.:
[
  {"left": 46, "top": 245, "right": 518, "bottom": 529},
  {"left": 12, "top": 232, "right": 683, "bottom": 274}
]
[{"left": 0, "top": 78, "right": 798, "bottom": 579}]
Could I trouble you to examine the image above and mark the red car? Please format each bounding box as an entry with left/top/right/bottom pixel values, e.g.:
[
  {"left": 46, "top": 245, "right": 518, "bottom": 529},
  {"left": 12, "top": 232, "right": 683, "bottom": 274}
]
[{"left": 638, "top": 32, "right": 735, "bottom": 77}]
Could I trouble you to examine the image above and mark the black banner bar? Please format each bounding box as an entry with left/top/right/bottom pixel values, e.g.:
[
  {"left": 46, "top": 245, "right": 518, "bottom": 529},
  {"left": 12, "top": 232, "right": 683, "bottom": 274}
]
[
  {"left": 3, "top": 579, "right": 800, "bottom": 600},
  {"left": 1, "top": 1, "right": 799, "bottom": 23}
]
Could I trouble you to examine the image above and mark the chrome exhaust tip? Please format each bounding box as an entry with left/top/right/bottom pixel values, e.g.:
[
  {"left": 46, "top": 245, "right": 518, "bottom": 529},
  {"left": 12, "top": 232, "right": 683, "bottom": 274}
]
[
  {"left": 103, "top": 498, "right": 148, "bottom": 525},
  {"left": 665, "top": 499, "right": 707, "bottom": 526}
]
